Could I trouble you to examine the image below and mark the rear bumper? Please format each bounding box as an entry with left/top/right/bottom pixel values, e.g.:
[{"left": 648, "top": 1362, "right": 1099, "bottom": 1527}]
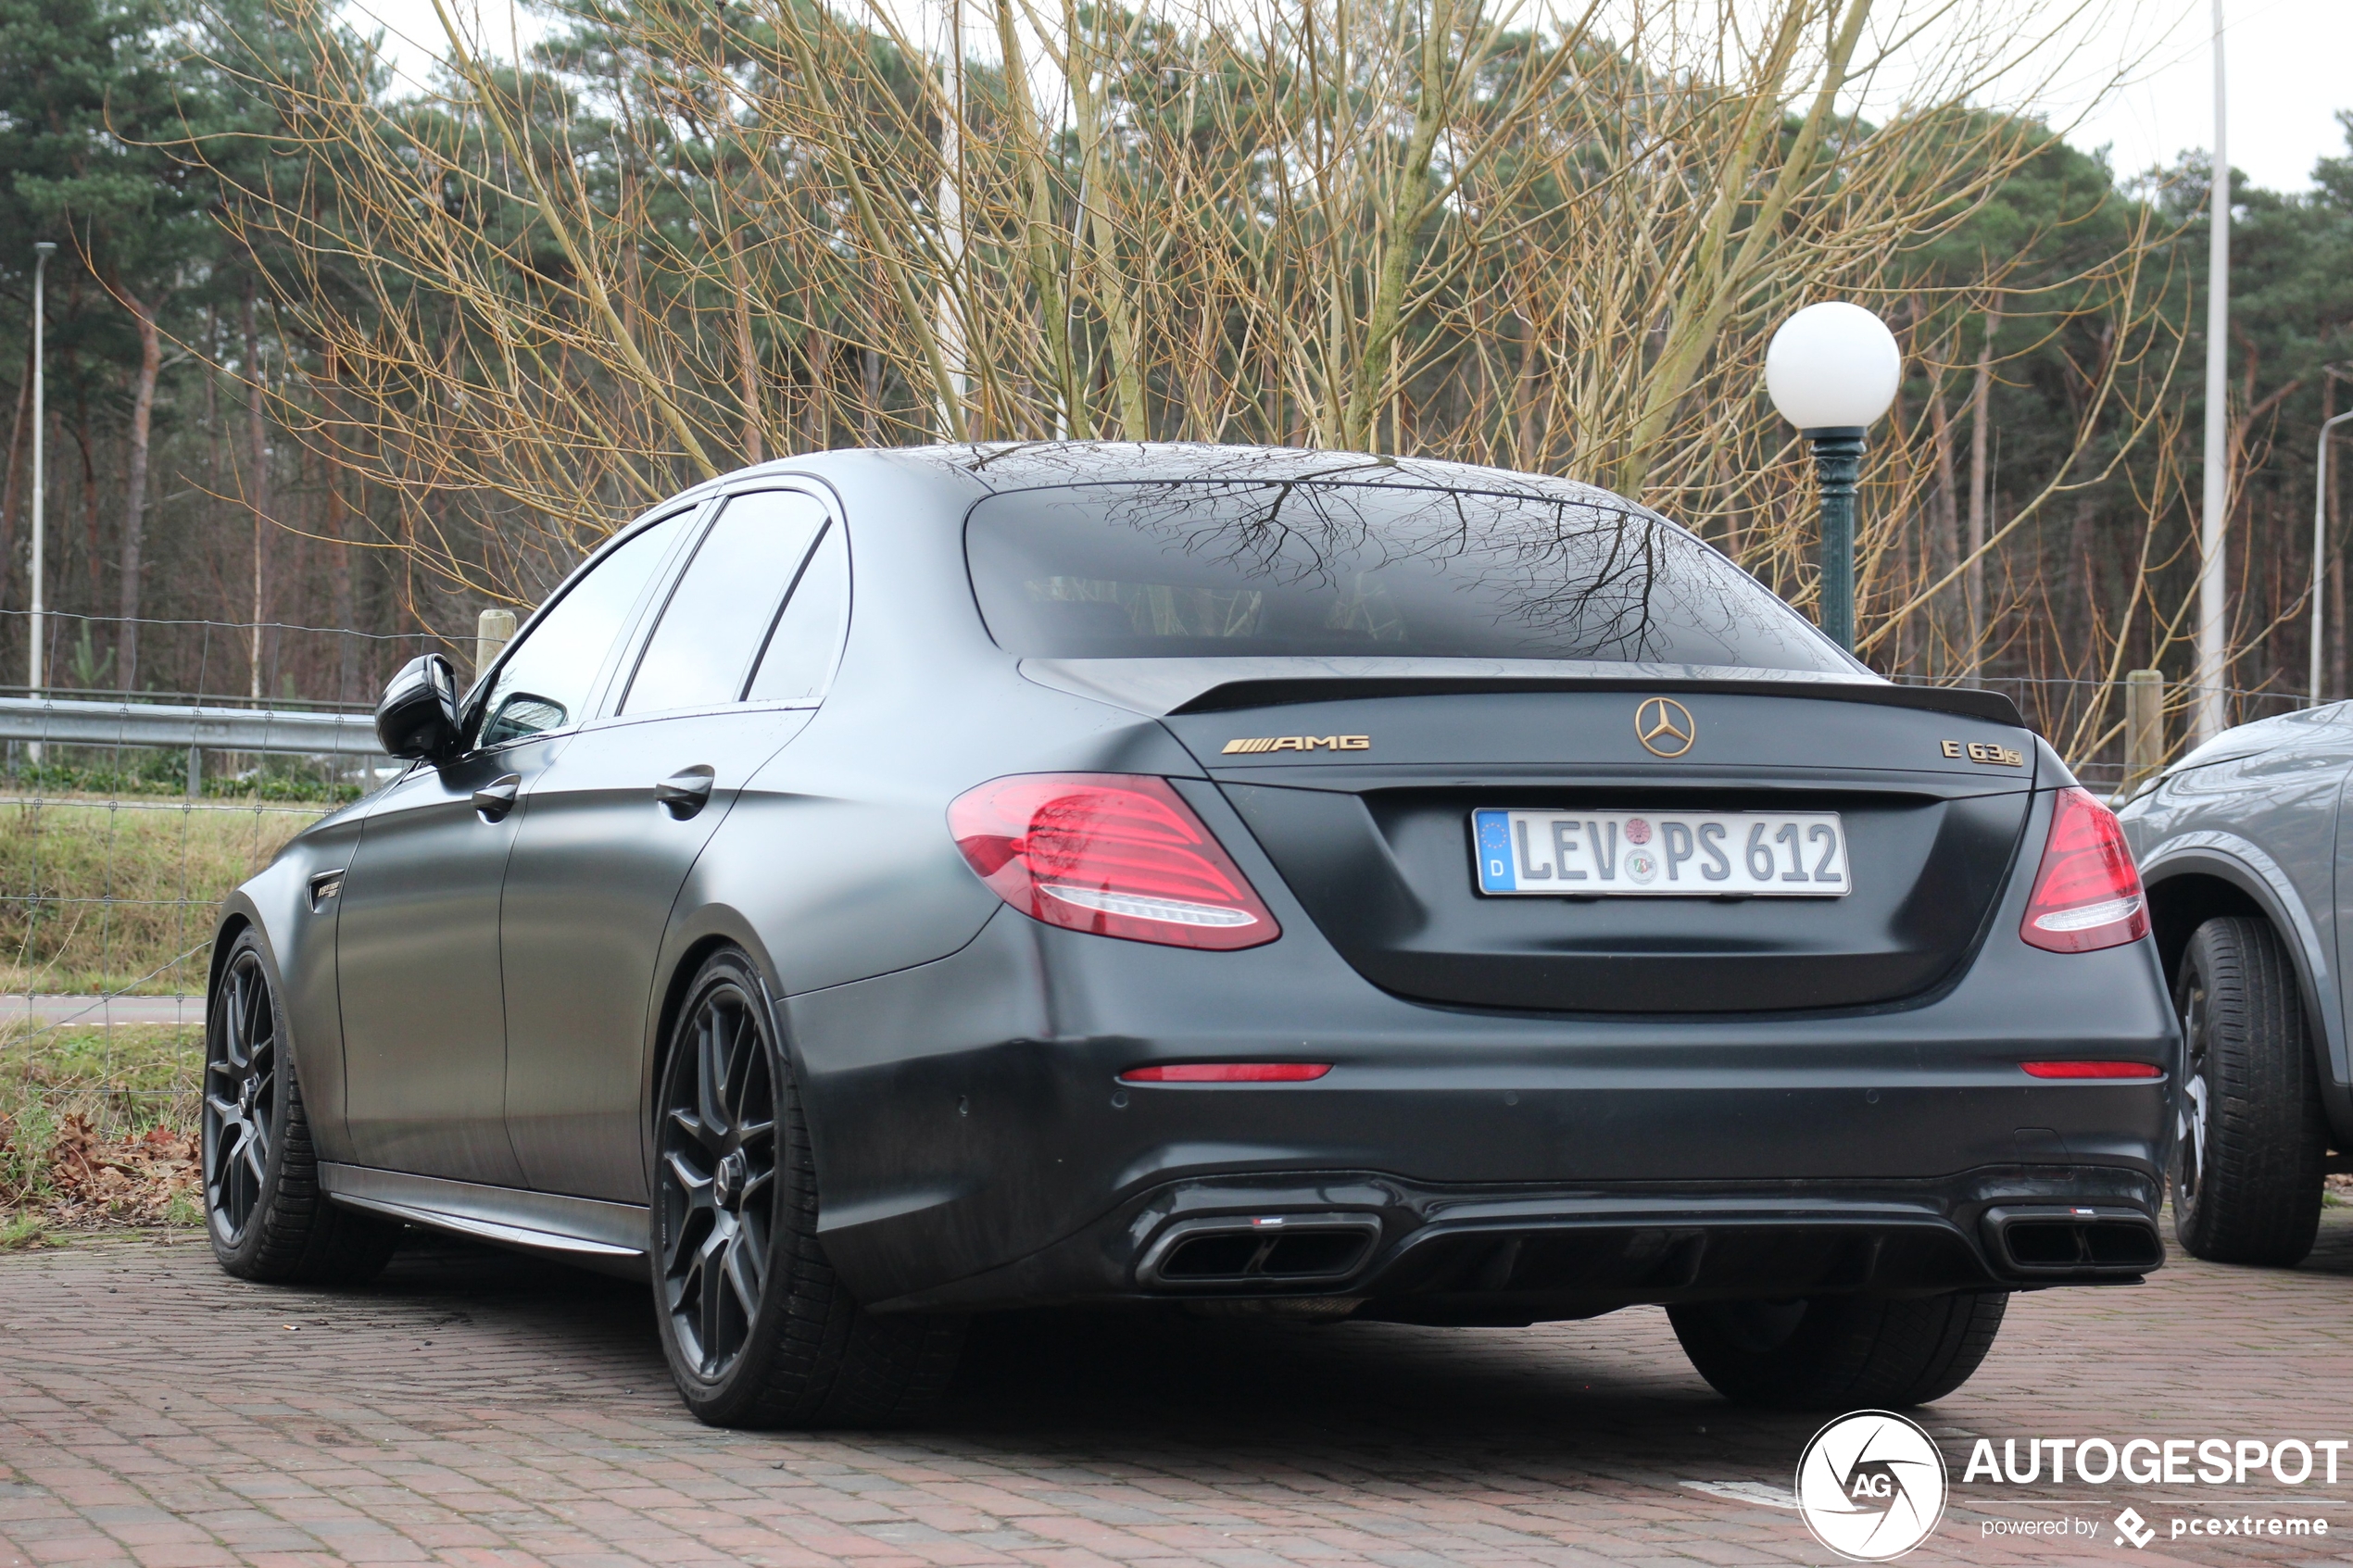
[
  {"left": 862, "top": 1166, "right": 2164, "bottom": 1319},
  {"left": 782, "top": 880, "right": 2179, "bottom": 1314}
]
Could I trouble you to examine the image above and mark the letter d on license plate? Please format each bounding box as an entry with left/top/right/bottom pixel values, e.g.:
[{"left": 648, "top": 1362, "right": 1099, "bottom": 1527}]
[{"left": 1472, "top": 809, "right": 1851, "bottom": 897}]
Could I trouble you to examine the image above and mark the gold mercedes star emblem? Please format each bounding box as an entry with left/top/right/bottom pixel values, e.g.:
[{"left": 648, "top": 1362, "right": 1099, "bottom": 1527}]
[{"left": 1635, "top": 696, "right": 1696, "bottom": 758}]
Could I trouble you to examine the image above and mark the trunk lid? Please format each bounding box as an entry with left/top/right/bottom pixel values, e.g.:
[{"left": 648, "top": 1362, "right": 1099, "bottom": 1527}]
[{"left": 1159, "top": 683, "right": 2038, "bottom": 1014}]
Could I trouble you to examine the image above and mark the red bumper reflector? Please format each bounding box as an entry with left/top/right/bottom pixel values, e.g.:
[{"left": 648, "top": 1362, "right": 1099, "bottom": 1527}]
[
  {"left": 1119, "top": 1062, "right": 1331, "bottom": 1084},
  {"left": 2020, "top": 1060, "right": 2163, "bottom": 1079}
]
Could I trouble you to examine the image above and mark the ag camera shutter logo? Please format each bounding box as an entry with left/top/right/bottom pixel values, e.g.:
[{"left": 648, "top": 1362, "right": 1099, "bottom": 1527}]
[{"left": 1796, "top": 1411, "right": 1950, "bottom": 1561}]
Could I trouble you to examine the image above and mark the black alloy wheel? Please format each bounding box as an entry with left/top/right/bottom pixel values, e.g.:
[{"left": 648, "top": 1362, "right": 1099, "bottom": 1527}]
[
  {"left": 201, "top": 928, "right": 400, "bottom": 1285},
  {"left": 651, "top": 947, "right": 966, "bottom": 1428},
  {"left": 205, "top": 944, "right": 279, "bottom": 1246},
  {"left": 658, "top": 972, "right": 781, "bottom": 1382},
  {"left": 2171, "top": 916, "right": 2325, "bottom": 1265}
]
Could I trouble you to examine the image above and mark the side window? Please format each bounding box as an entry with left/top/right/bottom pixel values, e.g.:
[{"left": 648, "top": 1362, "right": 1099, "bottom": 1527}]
[
  {"left": 623, "top": 491, "right": 828, "bottom": 715},
  {"left": 748, "top": 516, "right": 849, "bottom": 703},
  {"left": 477, "top": 511, "right": 691, "bottom": 749}
]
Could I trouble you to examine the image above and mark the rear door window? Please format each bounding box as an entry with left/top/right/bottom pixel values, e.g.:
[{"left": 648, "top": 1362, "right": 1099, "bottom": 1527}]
[
  {"left": 964, "top": 481, "right": 1850, "bottom": 672},
  {"left": 623, "top": 491, "right": 828, "bottom": 715}
]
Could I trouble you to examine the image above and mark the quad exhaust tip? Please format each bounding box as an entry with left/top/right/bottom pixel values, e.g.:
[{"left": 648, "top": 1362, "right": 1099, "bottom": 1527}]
[
  {"left": 1982, "top": 1204, "right": 2163, "bottom": 1276},
  {"left": 1136, "top": 1212, "right": 1383, "bottom": 1288}
]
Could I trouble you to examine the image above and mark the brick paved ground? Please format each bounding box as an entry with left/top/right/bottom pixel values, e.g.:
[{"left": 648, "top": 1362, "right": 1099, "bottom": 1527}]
[{"left": 2, "top": 1211, "right": 2351, "bottom": 1568}]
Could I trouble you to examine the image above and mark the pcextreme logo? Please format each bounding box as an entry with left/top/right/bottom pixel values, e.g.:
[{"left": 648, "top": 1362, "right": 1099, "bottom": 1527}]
[{"left": 1796, "top": 1411, "right": 1950, "bottom": 1562}]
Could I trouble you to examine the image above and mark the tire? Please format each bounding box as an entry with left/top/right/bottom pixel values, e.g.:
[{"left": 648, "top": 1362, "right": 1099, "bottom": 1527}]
[
  {"left": 2171, "top": 916, "right": 2326, "bottom": 1266},
  {"left": 1667, "top": 1291, "right": 2007, "bottom": 1410},
  {"left": 652, "top": 947, "right": 966, "bottom": 1429},
  {"left": 204, "top": 928, "right": 402, "bottom": 1285}
]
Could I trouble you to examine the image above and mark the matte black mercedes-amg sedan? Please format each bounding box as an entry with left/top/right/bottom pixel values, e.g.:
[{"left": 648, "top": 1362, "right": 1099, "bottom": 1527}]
[{"left": 203, "top": 444, "right": 2174, "bottom": 1426}]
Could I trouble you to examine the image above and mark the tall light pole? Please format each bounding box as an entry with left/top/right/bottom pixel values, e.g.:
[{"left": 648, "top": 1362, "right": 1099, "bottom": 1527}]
[
  {"left": 935, "top": 0, "right": 968, "bottom": 439},
  {"left": 2309, "top": 407, "right": 2353, "bottom": 706},
  {"left": 2195, "top": 0, "right": 2233, "bottom": 742},
  {"left": 1766, "top": 302, "right": 1902, "bottom": 653},
  {"left": 29, "top": 240, "right": 54, "bottom": 704}
]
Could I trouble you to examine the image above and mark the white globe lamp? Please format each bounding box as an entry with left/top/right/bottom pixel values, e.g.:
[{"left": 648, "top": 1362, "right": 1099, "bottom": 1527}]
[{"left": 1765, "top": 302, "right": 1901, "bottom": 652}]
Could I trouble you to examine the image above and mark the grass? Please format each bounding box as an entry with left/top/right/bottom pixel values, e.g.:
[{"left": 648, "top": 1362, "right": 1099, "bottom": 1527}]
[
  {"left": 0, "top": 1020, "right": 203, "bottom": 1233},
  {"left": 7, "top": 743, "right": 365, "bottom": 805},
  {"left": 0, "top": 797, "right": 324, "bottom": 995}
]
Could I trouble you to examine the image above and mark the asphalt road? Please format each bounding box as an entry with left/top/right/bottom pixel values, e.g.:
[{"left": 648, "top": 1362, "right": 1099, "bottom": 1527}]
[{"left": 0, "top": 995, "right": 203, "bottom": 1028}]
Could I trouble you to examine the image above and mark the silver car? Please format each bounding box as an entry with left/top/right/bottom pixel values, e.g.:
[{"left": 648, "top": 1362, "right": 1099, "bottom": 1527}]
[{"left": 2117, "top": 708, "right": 2348, "bottom": 1265}]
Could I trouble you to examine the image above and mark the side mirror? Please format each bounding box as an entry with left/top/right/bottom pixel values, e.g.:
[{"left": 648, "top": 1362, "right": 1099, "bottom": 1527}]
[{"left": 376, "top": 654, "right": 463, "bottom": 761}]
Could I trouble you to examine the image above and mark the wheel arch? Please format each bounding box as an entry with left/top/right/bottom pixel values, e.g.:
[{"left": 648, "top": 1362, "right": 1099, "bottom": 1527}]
[
  {"left": 208, "top": 902, "right": 258, "bottom": 1000},
  {"left": 2143, "top": 849, "right": 2353, "bottom": 1146},
  {"left": 2145, "top": 871, "right": 2268, "bottom": 988},
  {"left": 644, "top": 909, "right": 792, "bottom": 1171}
]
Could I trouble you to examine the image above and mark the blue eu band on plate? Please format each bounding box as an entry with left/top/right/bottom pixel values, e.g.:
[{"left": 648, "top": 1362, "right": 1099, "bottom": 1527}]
[{"left": 1473, "top": 809, "right": 1851, "bottom": 897}]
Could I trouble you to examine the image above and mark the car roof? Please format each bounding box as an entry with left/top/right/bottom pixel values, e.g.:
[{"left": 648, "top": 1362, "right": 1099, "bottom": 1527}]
[{"left": 810, "top": 442, "right": 1655, "bottom": 513}]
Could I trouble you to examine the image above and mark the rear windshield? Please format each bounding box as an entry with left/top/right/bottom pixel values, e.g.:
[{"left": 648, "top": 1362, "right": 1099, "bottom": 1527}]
[{"left": 965, "top": 481, "right": 1848, "bottom": 671}]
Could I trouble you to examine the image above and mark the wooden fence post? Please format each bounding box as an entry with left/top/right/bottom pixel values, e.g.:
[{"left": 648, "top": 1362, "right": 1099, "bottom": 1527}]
[
  {"left": 475, "top": 608, "right": 517, "bottom": 689},
  {"left": 2124, "top": 669, "right": 2166, "bottom": 796}
]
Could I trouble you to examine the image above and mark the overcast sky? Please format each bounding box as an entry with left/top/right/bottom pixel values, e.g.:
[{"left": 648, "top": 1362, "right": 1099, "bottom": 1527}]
[
  {"left": 2062, "top": 0, "right": 2353, "bottom": 190},
  {"left": 346, "top": 0, "right": 2353, "bottom": 196}
]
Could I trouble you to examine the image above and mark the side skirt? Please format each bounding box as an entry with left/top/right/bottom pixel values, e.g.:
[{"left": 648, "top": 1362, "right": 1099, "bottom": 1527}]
[{"left": 320, "top": 1162, "right": 651, "bottom": 1281}]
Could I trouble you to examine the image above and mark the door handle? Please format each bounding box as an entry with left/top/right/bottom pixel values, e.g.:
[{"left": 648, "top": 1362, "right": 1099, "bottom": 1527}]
[
  {"left": 656, "top": 765, "right": 716, "bottom": 819},
  {"left": 472, "top": 774, "right": 522, "bottom": 822}
]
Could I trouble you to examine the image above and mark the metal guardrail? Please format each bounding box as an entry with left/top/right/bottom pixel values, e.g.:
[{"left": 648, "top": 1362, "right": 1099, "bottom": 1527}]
[
  {"left": 0, "top": 696, "right": 385, "bottom": 798},
  {"left": 0, "top": 696, "right": 379, "bottom": 754}
]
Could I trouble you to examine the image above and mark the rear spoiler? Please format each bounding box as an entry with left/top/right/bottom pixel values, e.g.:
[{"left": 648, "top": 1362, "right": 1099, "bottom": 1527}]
[{"left": 1168, "top": 676, "right": 2025, "bottom": 728}]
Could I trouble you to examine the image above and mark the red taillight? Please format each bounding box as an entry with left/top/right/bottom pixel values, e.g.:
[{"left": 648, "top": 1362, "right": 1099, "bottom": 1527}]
[
  {"left": 1119, "top": 1062, "right": 1331, "bottom": 1083},
  {"left": 2020, "top": 787, "right": 2148, "bottom": 953},
  {"left": 949, "top": 773, "right": 1279, "bottom": 951},
  {"left": 2021, "top": 1060, "right": 2163, "bottom": 1079}
]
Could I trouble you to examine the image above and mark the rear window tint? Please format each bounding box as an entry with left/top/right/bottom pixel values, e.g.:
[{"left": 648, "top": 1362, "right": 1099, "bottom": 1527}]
[{"left": 965, "top": 481, "right": 1848, "bottom": 671}]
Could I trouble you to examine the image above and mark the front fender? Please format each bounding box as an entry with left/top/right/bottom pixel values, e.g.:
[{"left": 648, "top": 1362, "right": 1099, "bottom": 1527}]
[{"left": 215, "top": 809, "right": 368, "bottom": 1163}]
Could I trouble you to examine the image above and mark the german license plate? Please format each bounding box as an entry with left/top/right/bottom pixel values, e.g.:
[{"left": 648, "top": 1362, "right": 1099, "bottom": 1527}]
[{"left": 1472, "top": 809, "right": 1851, "bottom": 897}]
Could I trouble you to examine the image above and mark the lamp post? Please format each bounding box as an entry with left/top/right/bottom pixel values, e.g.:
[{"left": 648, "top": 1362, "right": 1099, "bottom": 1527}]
[
  {"left": 2195, "top": 0, "right": 2231, "bottom": 741},
  {"left": 2310, "top": 405, "right": 2353, "bottom": 706},
  {"left": 1766, "top": 302, "right": 1901, "bottom": 654},
  {"left": 30, "top": 241, "right": 54, "bottom": 708}
]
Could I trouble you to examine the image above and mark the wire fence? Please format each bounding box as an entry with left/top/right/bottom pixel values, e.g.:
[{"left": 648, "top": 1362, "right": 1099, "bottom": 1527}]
[
  {"left": 0, "top": 612, "right": 449, "bottom": 1176},
  {"left": 0, "top": 607, "right": 457, "bottom": 713}
]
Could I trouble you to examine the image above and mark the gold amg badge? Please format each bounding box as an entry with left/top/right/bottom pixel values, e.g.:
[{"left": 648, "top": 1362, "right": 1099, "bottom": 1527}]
[{"left": 1221, "top": 735, "right": 1371, "bottom": 754}]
